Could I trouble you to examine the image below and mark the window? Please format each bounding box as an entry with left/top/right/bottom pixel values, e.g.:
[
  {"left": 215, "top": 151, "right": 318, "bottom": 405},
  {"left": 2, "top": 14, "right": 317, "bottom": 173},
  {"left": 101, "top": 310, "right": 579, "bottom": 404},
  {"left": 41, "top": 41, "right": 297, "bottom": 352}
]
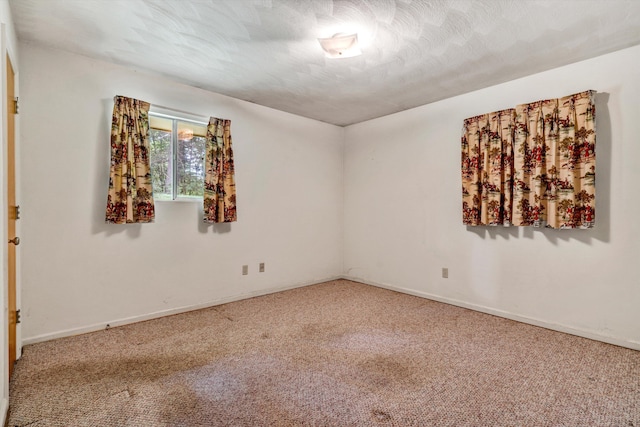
[{"left": 149, "top": 113, "right": 207, "bottom": 200}]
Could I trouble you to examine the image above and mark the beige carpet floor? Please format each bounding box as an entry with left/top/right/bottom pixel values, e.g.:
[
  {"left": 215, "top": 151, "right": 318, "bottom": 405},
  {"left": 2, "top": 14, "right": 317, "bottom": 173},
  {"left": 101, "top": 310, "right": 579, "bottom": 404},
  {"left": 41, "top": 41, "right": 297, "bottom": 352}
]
[{"left": 8, "top": 279, "right": 640, "bottom": 426}]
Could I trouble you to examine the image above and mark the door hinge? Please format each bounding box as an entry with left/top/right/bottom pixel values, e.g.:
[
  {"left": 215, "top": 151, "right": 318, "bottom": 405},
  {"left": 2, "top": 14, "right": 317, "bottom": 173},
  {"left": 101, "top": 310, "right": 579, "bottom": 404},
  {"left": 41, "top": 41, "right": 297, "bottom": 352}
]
[
  {"left": 15, "top": 309, "right": 21, "bottom": 324},
  {"left": 14, "top": 205, "right": 20, "bottom": 220},
  {"left": 13, "top": 97, "right": 19, "bottom": 114}
]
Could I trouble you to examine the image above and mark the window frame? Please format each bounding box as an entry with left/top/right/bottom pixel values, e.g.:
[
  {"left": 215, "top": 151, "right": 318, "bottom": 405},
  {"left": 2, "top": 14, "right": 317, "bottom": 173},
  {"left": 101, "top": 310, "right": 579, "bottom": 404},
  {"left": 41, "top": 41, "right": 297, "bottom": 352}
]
[{"left": 148, "top": 111, "right": 208, "bottom": 202}]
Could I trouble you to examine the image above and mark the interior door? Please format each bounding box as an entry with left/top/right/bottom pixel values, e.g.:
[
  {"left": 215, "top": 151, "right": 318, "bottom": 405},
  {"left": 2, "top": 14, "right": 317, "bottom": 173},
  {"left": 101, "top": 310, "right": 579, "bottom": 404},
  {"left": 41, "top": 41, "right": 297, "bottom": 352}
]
[{"left": 6, "top": 54, "right": 18, "bottom": 378}]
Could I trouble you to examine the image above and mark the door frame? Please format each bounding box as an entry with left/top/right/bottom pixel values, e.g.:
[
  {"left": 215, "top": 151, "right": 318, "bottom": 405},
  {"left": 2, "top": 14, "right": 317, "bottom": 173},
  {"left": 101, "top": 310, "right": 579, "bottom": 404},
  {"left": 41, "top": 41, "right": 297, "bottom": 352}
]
[
  {"left": 6, "top": 52, "right": 17, "bottom": 380},
  {"left": 3, "top": 37, "right": 20, "bottom": 383}
]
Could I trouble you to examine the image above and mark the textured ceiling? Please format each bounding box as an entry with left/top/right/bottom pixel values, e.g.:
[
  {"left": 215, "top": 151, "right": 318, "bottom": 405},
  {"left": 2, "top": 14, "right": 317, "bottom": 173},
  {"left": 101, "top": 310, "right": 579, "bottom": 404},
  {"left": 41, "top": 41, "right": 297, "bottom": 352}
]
[{"left": 9, "top": 0, "right": 640, "bottom": 126}]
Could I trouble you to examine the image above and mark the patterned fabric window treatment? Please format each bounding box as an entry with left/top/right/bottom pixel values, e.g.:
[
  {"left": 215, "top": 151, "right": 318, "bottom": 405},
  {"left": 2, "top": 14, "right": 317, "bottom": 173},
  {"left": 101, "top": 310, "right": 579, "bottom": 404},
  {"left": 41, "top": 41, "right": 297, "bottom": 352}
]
[
  {"left": 106, "top": 96, "right": 155, "bottom": 224},
  {"left": 204, "top": 117, "right": 237, "bottom": 223},
  {"left": 461, "top": 109, "right": 515, "bottom": 226},
  {"left": 461, "top": 90, "right": 596, "bottom": 229}
]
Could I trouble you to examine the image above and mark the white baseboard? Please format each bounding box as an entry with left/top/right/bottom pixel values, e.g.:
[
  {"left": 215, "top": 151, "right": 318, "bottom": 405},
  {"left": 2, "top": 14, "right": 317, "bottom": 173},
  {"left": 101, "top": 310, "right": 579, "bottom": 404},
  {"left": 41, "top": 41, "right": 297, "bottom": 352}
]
[
  {"left": 343, "top": 275, "right": 640, "bottom": 351},
  {"left": 23, "top": 276, "right": 342, "bottom": 346},
  {"left": 23, "top": 275, "right": 640, "bottom": 352}
]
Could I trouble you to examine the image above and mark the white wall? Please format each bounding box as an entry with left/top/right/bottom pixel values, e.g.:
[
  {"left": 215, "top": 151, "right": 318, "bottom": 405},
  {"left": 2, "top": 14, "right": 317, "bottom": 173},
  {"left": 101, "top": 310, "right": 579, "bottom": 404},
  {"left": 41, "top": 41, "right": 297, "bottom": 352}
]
[
  {"left": 344, "top": 45, "right": 640, "bottom": 349},
  {"left": 19, "top": 42, "right": 344, "bottom": 342},
  {"left": 16, "top": 33, "right": 640, "bottom": 352}
]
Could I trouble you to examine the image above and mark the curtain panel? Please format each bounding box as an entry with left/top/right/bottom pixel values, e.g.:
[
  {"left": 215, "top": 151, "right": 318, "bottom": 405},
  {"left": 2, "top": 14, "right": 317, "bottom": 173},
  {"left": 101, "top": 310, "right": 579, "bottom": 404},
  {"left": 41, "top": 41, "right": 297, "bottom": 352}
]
[
  {"left": 461, "top": 109, "right": 515, "bottom": 226},
  {"left": 106, "top": 96, "right": 155, "bottom": 224},
  {"left": 461, "top": 90, "right": 595, "bottom": 229},
  {"left": 203, "top": 118, "right": 237, "bottom": 223},
  {"left": 513, "top": 90, "right": 596, "bottom": 228}
]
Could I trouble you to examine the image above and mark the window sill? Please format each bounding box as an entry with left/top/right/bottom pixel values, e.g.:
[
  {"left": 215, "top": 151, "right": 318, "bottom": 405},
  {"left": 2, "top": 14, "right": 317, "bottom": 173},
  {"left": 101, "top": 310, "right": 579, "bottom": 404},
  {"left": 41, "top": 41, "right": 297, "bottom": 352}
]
[{"left": 155, "top": 197, "right": 202, "bottom": 204}]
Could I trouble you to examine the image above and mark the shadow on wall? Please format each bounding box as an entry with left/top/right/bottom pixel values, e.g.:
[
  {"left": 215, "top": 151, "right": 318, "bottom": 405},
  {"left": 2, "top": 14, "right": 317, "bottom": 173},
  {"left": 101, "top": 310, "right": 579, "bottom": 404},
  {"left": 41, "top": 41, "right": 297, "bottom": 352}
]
[
  {"left": 466, "top": 92, "right": 611, "bottom": 246},
  {"left": 466, "top": 225, "right": 520, "bottom": 241},
  {"left": 90, "top": 98, "right": 116, "bottom": 236},
  {"left": 197, "top": 208, "right": 232, "bottom": 234}
]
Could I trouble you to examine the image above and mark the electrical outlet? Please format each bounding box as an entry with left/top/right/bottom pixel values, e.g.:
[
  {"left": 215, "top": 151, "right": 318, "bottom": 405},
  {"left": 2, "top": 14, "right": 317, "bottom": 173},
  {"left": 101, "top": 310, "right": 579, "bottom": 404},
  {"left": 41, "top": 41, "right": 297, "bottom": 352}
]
[
  {"left": 259, "top": 262, "right": 265, "bottom": 273},
  {"left": 442, "top": 268, "right": 448, "bottom": 279},
  {"left": 242, "top": 265, "right": 248, "bottom": 275}
]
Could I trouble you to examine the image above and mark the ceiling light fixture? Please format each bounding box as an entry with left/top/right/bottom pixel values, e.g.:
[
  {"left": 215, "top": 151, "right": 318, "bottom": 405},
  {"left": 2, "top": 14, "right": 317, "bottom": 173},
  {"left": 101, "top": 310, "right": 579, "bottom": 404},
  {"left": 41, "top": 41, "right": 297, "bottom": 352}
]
[{"left": 318, "top": 33, "right": 362, "bottom": 59}]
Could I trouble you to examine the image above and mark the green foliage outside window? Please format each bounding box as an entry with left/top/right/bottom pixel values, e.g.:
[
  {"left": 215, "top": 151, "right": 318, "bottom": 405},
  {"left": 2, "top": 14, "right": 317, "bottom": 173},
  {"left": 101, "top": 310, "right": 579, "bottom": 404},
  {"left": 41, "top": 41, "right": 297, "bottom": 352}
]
[{"left": 148, "top": 115, "right": 206, "bottom": 200}]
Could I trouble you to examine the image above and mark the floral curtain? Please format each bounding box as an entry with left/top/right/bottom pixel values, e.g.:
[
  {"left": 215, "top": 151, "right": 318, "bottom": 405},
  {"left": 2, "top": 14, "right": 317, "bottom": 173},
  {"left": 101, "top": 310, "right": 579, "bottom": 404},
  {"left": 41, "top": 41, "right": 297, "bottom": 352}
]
[
  {"left": 106, "top": 96, "right": 155, "bottom": 224},
  {"left": 513, "top": 90, "right": 596, "bottom": 228},
  {"left": 203, "top": 117, "right": 237, "bottom": 223},
  {"left": 461, "top": 109, "right": 515, "bottom": 226},
  {"left": 462, "top": 90, "right": 595, "bottom": 229}
]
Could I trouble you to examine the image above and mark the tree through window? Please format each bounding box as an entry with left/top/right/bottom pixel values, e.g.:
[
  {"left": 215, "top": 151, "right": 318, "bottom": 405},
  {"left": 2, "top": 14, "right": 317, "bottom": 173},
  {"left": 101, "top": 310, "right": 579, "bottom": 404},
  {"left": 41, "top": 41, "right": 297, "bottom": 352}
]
[{"left": 149, "top": 114, "right": 207, "bottom": 200}]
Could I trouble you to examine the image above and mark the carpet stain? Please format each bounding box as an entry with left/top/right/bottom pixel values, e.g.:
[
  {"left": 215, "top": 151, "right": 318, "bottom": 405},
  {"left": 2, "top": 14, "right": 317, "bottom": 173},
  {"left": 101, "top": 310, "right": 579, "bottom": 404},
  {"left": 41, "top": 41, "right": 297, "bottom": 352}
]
[
  {"left": 372, "top": 409, "right": 393, "bottom": 422},
  {"left": 299, "top": 322, "right": 347, "bottom": 344},
  {"left": 357, "top": 355, "right": 414, "bottom": 390}
]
